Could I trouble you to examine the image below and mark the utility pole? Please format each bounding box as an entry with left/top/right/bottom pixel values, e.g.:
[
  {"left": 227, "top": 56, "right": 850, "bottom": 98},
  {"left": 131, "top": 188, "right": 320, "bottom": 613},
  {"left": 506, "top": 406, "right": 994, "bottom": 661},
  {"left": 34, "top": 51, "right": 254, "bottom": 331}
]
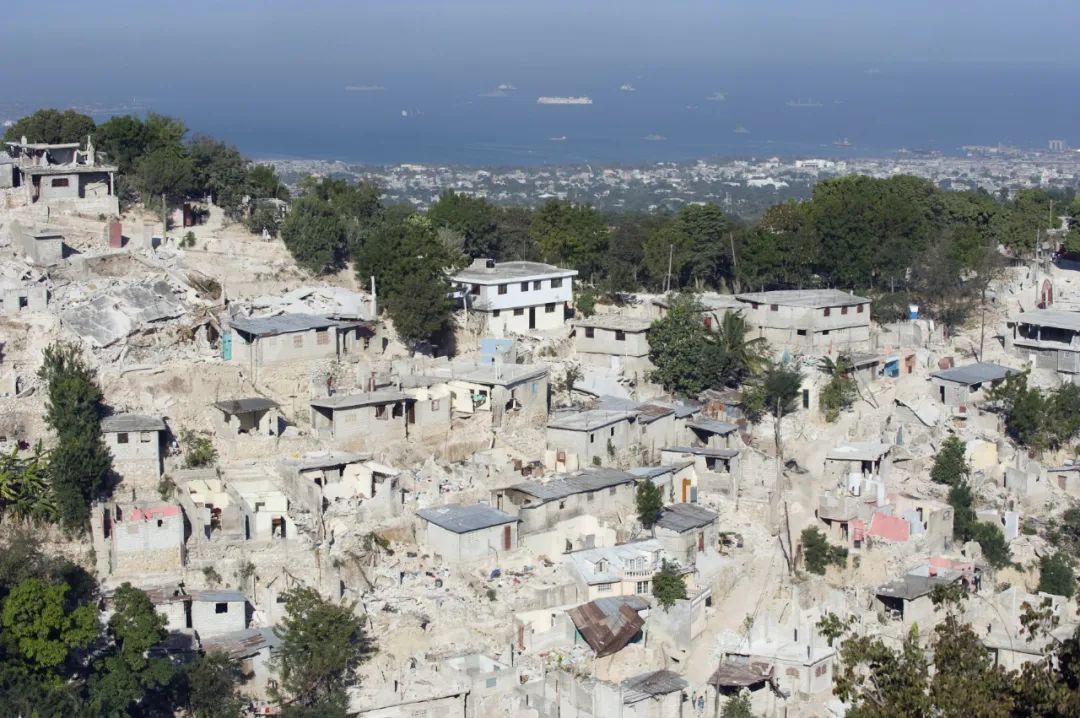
[
  {"left": 665, "top": 244, "right": 674, "bottom": 293},
  {"left": 161, "top": 192, "right": 167, "bottom": 246},
  {"left": 729, "top": 232, "right": 740, "bottom": 293}
]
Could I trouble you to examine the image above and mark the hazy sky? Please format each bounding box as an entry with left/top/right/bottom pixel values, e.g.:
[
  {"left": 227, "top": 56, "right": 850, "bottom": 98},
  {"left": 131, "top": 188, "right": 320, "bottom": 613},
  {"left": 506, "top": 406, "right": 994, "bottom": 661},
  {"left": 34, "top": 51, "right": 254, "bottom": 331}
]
[{"left": 3, "top": 0, "right": 1078, "bottom": 84}]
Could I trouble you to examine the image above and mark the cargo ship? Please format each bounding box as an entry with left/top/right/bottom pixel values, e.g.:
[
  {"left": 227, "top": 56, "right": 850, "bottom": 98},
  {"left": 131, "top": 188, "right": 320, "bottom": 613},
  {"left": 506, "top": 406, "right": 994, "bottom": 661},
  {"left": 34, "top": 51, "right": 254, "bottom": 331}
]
[{"left": 537, "top": 96, "right": 593, "bottom": 105}]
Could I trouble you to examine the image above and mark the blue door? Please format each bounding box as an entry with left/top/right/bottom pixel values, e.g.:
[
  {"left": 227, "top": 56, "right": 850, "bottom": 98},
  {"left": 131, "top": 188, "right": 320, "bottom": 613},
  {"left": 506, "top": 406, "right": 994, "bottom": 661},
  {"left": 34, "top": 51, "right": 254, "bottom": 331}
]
[{"left": 222, "top": 330, "right": 233, "bottom": 360}]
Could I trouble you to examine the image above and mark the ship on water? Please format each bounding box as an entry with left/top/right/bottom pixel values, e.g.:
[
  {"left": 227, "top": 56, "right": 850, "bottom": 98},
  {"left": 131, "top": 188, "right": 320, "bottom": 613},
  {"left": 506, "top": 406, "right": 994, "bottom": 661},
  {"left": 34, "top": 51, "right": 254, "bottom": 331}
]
[
  {"left": 537, "top": 96, "right": 593, "bottom": 105},
  {"left": 833, "top": 138, "right": 853, "bottom": 147},
  {"left": 733, "top": 126, "right": 749, "bottom": 134},
  {"left": 620, "top": 83, "right": 636, "bottom": 92},
  {"left": 787, "top": 98, "right": 823, "bottom": 108}
]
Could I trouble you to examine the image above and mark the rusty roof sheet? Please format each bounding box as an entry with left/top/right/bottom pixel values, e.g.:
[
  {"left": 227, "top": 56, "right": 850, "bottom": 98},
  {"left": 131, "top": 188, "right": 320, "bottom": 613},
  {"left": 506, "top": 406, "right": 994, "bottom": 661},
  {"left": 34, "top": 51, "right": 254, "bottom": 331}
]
[
  {"left": 568, "top": 596, "right": 648, "bottom": 658},
  {"left": 201, "top": 627, "right": 280, "bottom": 660},
  {"left": 708, "top": 662, "right": 773, "bottom": 688},
  {"left": 621, "top": 670, "right": 688, "bottom": 703}
]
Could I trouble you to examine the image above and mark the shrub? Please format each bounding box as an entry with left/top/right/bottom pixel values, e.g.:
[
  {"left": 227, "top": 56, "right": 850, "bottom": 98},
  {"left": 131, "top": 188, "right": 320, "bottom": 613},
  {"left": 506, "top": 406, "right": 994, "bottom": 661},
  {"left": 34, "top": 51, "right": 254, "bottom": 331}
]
[{"left": 801, "top": 527, "right": 848, "bottom": 575}]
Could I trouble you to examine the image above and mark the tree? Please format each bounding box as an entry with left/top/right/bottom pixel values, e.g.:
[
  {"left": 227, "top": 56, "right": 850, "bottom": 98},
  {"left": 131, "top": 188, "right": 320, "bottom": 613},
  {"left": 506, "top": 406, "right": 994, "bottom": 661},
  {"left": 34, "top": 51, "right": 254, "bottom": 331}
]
[
  {"left": 0, "top": 441, "right": 57, "bottom": 525},
  {"left": 428, "top": 191, "right": 500, "bottom": 258},
  {"left": 271, "top": 587, "right": 374, "bottom": 716},
  {"left": 647, "top": 296, "right": 718, "bottom": 395},
  {"left": 136, "top": 146, "right": 195, "bottom": 206},
  {"left": 280, "top": 195, "right": 348, "bottom": 273},
  {"left": 800, "top": 527, "right": 847, "bottom": 574},
  {"left": 818, "top": 355, "right": 858, "bottom": 423},
  {"left": 94, "top": 115, "right": 150, "bottom": 174},
  {"left": 1, "top": 578, "right": 98, "bottom": 672},
  {"left": 247, "top": 164, "right": 289, "bottom": 201},
  {"left": 189, "top": 134, "right": 249, "bottom": 212},
  {"left": 714, "top": 311, "right": 768, "bottom": 387},
  {"left": 38, "top": 343, "right": 112, "bottom": 530},
  {"left": 651, "top": 560, "right": 687, "bottom": 610},
  {"left": 642, "top": 220, "right": 694, "bottom": 290},
  {"left": 3, "top": 108, "right": 95, "bottom": 144},
  {"left": 744, "top": 362, "right": 803, "bottom": 459},
  {"left": 529, "top": 200, "right": 608, "bottom": 277},
  {"left": 1038, "top": 553, "right": 1075, "bottom": 598},
  {"left": 559, "top": 364, "right": 582, "bottom": 403},
  {"left": 721, "top": 691, "right": 754, "bottom": 718},
  {"left": 674, "top": 203, "right": 734, "bottom": 288},
  {"left": 636, "top": 482, "right": 663, "bottom": 529},
  {"left": 186, "top": 652, "right": 244, "bottom": 718},
  {"left": 949, "top": 480, "right": 1011, "bottom": 569},
  {"left": 930, "top": 435, "right": 970, "bottom": 486},
  {"left": 181, "top": 430, "right": 216, "bottom": 468}
]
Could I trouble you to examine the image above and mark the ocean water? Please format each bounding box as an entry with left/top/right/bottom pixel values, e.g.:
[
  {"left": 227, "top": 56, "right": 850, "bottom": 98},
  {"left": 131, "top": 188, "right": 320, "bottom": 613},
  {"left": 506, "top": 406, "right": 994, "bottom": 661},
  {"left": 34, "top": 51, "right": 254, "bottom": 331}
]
[{"left": 8, "top": 63, "right": 1079, "bottom": 167}]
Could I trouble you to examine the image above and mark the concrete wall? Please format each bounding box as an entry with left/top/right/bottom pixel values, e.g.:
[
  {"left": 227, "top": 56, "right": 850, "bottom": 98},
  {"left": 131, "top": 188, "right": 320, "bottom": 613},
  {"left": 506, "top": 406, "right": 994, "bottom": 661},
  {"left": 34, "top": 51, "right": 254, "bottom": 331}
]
[
  {"left": 520, "top": 513, "right": 618, "bottom": 556},
  {"left": 37, "top": 173, "right": 80, "bottom": 200},
  {"left": 424, "top": 521, "right": 516, "bottom": 563},
  {"left": 107, "top": 506, "right": 185, "bottom": 576},
  {"left": 547, "top": 418, "right": 636, "bottom": 468},
  {"left": 192, "top": 599, "right": 247, "bottom": 639},
  {"left": 311, "top": 402, "right": 410, "bottom": 448},
  {"left": 472, "top": 276, "right": 573, "bottom": 312},
  {"left": 741, "top": 301, "right": 871, "bottom": 353},
  {"left": 1, "top": 285, "right": 48, "bottom": 315},
  {"left": 105, "top": 429, "right": 162, "bottom": 470},
  {"left": 232, "top": 326, "right": 340, "bottom": 367},
  {"left": 655, "top": 521, "right": 719, "bottom": 566},
  {"left": 480, "top": 302, "right": 569, "bottom": 336},
  {"left": 496, "top": 481, "right": 637, "bottom": 537},
  {"left": 575, "top": 327, "right": 650, "bottom": 357},
  {"left": 355, "top": 693, "right": 468, "bottom": 718}
]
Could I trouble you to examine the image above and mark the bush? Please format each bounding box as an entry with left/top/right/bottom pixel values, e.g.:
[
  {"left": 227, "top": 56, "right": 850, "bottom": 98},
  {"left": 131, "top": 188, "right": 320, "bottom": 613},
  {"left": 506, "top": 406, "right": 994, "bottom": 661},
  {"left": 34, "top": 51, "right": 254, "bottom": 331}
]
[
  {"left": 1038, "top": 553, "right": 1075, "bottom": 598},
  {"left": 651, "top": 560, "right": 687, "bottom": 610},
  {"left": 801, "top": 527, "right": 848, "bottom": 575},
  {"left": 931, "top": 435, "right": 970, "bottom": 486},
  {"left": 636, "top": 481, "right": 663, "bottom": 529},
  {"left": 181, "top": 430, "right": 216, "bottom": 469}
]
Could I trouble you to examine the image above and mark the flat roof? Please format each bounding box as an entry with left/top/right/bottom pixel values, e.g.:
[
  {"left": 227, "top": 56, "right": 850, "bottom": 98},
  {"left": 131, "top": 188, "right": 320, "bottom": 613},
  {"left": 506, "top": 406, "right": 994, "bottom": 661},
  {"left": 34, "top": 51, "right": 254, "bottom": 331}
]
[
  {"left": 452, "top": 260, "right": 578, "bottom": 285},
  {"left": 283, "top": 450, "right": 370, "bottom": 471},
  {"left": 547, "top": 409, "right": 636, "bottom": 432},
  {"left": 686, "top": 418, "right": 738, "bottom": 436},
  {"left": 310, "top": 390, "right": 410, "bottom": 410},
  {"left": 652, "top": 293, "right": 743, "bottom": 311},
  {"left": 930, "top": 362, "right": 1015, "bottom": 386},
  {"left": 826, "top": 442, "right": 891, "bottom": 462},
  {"left": 212, "top": 398, "right": 278, "bottom": 415},
  {"left": 1010, "top": 308, "right": 1080, "bottom": 332},
  {"left": 661, "top": 446, "right": 739, "bottom": 459},
  {"left": 101, "top": 414, "right": 166, "bottom": 433},
  {"left": 230, "top": 313, "right": 338, "bottom": 337},
  {"left": 655, "top": 503, "right": 718, "bottom": 532},
  {"left": 23, "top": 164, "right": 117, "bottom": 175},
  {"left": 190, "top": 589, "right": 246, "bottom": 603},
  {"left": 509, "top": 468, "right": 637, "bottom": 503},
  {"left": 416, "top": 503, "right": 517, "bottom": 533},
  {"left": 413, "top": 361, "right": 548, "bottom": 388},
  {"left": 573, "top": 315, "right": 653, "bottom": 332},
  {"left": 736, "top": 289, "right": 870, "bottom": 307}
]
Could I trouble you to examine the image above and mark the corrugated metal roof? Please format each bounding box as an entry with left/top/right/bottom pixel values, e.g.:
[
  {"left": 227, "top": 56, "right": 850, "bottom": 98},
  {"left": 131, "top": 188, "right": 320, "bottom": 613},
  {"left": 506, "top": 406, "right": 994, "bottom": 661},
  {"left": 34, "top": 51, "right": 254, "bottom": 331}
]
[
  {"left": 190, "top": 589, "right": 246, "bottom": 603},
  {"left": 930, "top": 362, "right": 1015, "bottom": 386},
  {"left": 708, "top": 662, "right": 773, "bottom": 688},
  {"left": 568, "top": 597, "right": 647, "bottom": 657},
  {"left": 687, "top": 418, "right": 738, "bottom": 435},
  {"left": 509, "top": 468, "right": 637, "bottom": 503},
  {"left": 212, "top": 398, "right": 278, "bottom": 415},
  {"left": 101, "top": 414, "right": 166, "bottom": 433},
  {"left": 662, "top": 446, "right": 739, "bottom": 458},
  {"left": 621, "top": 670, "right": 688, "bottom": 703},
  {"left": 201, "top": 627, "right": 280, "bottom": 659},
  {"left": 230, "top": 313, "right": 338, "bottom": 337},
  {"left": 416, "top": 503, "right": 517, "bottom": 533},
  {"left": 310, "top": 390, "right": 410, "bottom": 410},
  {"left": 655, "top": 503, "right": 719, "bottom": 532},
  {"left": 1011, "top": 308, "right": 1080, "bottom": 332}
]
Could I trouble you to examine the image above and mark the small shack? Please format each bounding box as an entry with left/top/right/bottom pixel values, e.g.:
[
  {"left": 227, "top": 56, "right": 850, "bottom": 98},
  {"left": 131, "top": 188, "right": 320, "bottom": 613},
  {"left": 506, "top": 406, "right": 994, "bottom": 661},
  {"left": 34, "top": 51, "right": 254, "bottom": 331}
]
[
  {"left": 416, "top": 503, "right": 518, "bottom": 563},
  {"left": 929, "top": 362, "right": 1015, "bottom": 407},
  {"left": 101, "top": 414, "right": 167, "bottom": 483},
  {"left": 212, "top": 398, "right": 280, "bottom": 436}
]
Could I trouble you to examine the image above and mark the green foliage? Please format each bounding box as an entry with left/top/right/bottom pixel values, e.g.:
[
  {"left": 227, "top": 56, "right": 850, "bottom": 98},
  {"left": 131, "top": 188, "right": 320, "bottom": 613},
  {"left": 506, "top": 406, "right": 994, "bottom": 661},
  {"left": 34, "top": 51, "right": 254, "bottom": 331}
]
[
  {"left": 988, "top": 370, "right": 1080, "bottom": 452},
  {"left": 246, "top": 199, "right": 286, "bottom": 237},
  {"left": 38, "top": 343, "right": 112, "bottom": 530},
  {"left": 3, "top": 108, "right": 95, "bottom": 144},
  {"left": 280, "top": 195, "right": 348, "bottom": 273},
  {"left": 636, "top": 481, "right": 664, "bottom": 529},
  {"left": 428, "top": 190, "right": 499, "bottom": 258},
  {"left": 815, "top": 611, "right": 854, "bottom": 647},
  {"left": 576, "top": 286, "right": 597, "bottom": 317},
  {"left": 529, "top": 199, "right": 609, "bottom": 277},
  {"left": 948, "top": 480, "right": 1012, "bottom": 568},
  {"left": 1038, "top": 553, "right": 1075, "bottom": 598},
  {"left": 189, "top": 134, "right": 249, "bottom": 211},
  {"left": 0, "top": 441, "right": 57, "bottom": 525},
  {"left": 721, "top": 691, "right": 754, "bottom": 718},
  {"left": 818, "top": 355, "right": 858, "bottom": 422},
  {"left": 247, "top": 164, "right": 289, "bottom": 201},
  {"left": 800, "top": 527, "right": 848, "bottom": 574},
  {"left": 1, "top": 578, "right": 98, "bottom": 671},
  {"left": 181, "top": 429, "right": 217, "bottom": 469},
  {"left": 651, "top": 560, "right": 687, "bottom": 610},
  {"left": 136, "top": 145, "right": 195, "bottom": 204},
  {"left": 714, "top": 310, "right": 768, "bottom": 386},
  {"left": 186, "top": 651, "right": 244, "bottom": 718},
  {"left": 202, "top": 566, "right": 223, "bottom": 587},
  {"left": 746, "top": 361, "right": 804, "bottom": 423},
  {"left": 648, "top": 295, "right": 717, "bottom": 395},
  {"left": 931, "top": 435, "right": 970, "bottom": 486},
  {"left": 1048, "top": 507, "right": 1080, "bottom": 554},
  {"left": 559, "top": 364, "right": 582, "bottom": 400},
  {"left": 272, "top": 587, "right": 375, "bottom": 715}
]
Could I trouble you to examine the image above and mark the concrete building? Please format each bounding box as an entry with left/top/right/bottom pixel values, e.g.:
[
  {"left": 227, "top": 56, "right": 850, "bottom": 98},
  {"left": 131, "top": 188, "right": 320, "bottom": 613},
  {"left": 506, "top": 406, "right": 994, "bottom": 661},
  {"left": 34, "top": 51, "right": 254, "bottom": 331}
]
[
  {"left": 874, "top": 561, "right": 978, "bottom": 628},
  {"left": 19, "top": 228, "right": 65, "bottom": 266},
  {"left": 101, "top": 414, "right": 166, "bottom": 483},
  {"left": 685, "top": 417, "right": 739, "bottom": 450},
  {"left": 564, "top": 539, "right": 666, "bottom": 601},
  {"left": 659, "top": 447, "right": 740, "bottom": 502},
  {"left": 201, "top": 627, "right": 281, "bottom": 699},
  {"left": 654, "top": 503, "right": 719, "bottom": 565},
  {"left": 278, "top": 451, "right": 402, "bottom": 519},
  {"left": 735, "top": 289, "right": 871, "bottom": 354},
  {"left": 545, "top": 409, "right": 638, "bottom": 470},
  {"left": 408, "top": 360, "right": 549, "bottom": 429},
  {"left": 92, "top": 501, "right": 185, "bottom": 577},
  {"left": 4, "top": 136, "right": 118, "bottom": 214},
  {"left": 1008, "top": 308, "right": 1080, "bottom": 380},
  {"left": 566, "top": 595, "right": 649, "bottom": 657},
  {"left": 229, "top": 478, "right": 296, "bottom": 541},
  {"left": 190, "top": 590, "right": 248, "bottom": 639},
  {"left": 930, "top": 362, "right": 1015, "bottom": 406},
  {"left": 177, "top": 473, "right": 245, "bottom": 544},
  {"left": 212, "top": 398, "right": 281, "bottom": 437},
  {"left": 572, "top": 315, "right": 654, "bottom": 375},
  {"left": 452, "top": 258, "right": 578, "bottom": 335},
  {"left": 310, "top": 390, "right": 413, "bottom": 447},
  {"left": 416, "top": 503, "right": 519, "bottom": 563},
  {"left": 0, "top": 281, "right": 48, "bottom": 315},
  {"left": 226, "top": 314, "right": 342, "bottom": 369}
]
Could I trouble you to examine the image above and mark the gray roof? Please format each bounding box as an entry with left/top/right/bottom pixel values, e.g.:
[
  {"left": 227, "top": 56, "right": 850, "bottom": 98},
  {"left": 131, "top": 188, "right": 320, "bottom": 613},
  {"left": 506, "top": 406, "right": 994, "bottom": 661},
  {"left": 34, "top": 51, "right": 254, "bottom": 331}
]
[
  {"left": 416, "top": 503, "right": 517, "bottom": 533},
  {"left": 573, "top": 315, "right": 653, "bottom": 332},
  {"left": 1011, "top": 308, "right": 1080, "bottom": 332},
  {"left": 230, "top": 313, "right": 338, "bottom": 337},
  {"left": 452, "top": 260, "right": 578, "bottom": 284},
  {"left": 101, "top": 414, "right": 166, "bottom": 433},
  {"left": 825, "top": 442, "right": 891, "bottom": 462},
  {"left": 190, "top": 589, "right": 246, "bottom": 603},
  {"left": 283, "top": 451, "right": 370, "bottom": 471},
  {"left": 687, "top": 418, "right": 738, "bottom": 436},
  {"left": 875, "top": 572, "right": 963, "bottom": 601},
  {"left": 736, "top": 289, "right": 870, "bottom": 307},
  {"left": 652, "top": 293, "right": 743, "bottom": 311},
  {"left": 413, "top": 361, "right": 548, "bottom": 388},
  {"left": 628, "top": 462, "right": 694, "bottom": 480},
  {"left": 509, "top": 468, "right": 637, "bottom": 504},
  {"left": 547, "top": 409, "right": 636, "bottom": 431},
  {"left": 930, "top": 362, "right": 1015, "bottom": 386},
  {"left": 212, "top": 398, "right": 278, "bottom": 415},
  {"left": 310, "top": 390, "right": 410, "bottom": 410},
  {"left": 655, "top": 503, "right": 719, "bottom": 532},
  {"left": 662, "top": 446, "right": 739, "bottom": 459},
  {"left": 200, "top": 627, "right": 280, "bottom": 660},
  {"left": 621, "top": 670, "right": 688, "bottom": 703}
]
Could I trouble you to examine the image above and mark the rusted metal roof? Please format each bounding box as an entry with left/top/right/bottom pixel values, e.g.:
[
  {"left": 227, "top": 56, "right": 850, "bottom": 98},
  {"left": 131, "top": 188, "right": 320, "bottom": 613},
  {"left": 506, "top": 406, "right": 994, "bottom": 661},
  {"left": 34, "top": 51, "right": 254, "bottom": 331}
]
[
  {"left": 201, "top": 627, "right": 280, "bottom": 660},
  {"left": 568, "top": 596, "right": 647, "bottom": 658},
  {"left": 708, "top": 661, "right": 773, "bottom": 688},
  {"left": 621, "top": 670, "right": 688, "bottom": 703}
]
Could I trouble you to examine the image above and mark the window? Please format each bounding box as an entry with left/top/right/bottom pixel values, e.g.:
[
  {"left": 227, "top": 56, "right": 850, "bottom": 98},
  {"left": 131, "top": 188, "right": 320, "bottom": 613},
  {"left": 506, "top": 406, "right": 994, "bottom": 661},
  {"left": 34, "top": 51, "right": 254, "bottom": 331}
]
[
  {"left": 590, "top": 433, "right": 595, "bottom": 444},
  {"left": 513, "top": 308, "right": 524, "bottom": 316},
  {"left": 521, "top": 281, "right": 529, "bottom": 291},
  {"left": 533, "top": 280, "right": 542, "bottom": 290},
  {"left": 215, "top": 602, "right": 229, "bottom": 614},
  {"left": 558, "top": 500, "right": 566, "bottom": 510},
  {"left": 609, "top": 486, "right": 617, "bottom": 495},
  {"left": 293, "top": 334, "right": 303, "bottom": 348},
  {"left": 498, "top": 284, "right": 508, "bottom": 295},
  {"left": 822, "top": 330, "right": 830, "bottom": 336},
  {"left": 117, "top": 432, "right": 129, "bottom": 444},
  {"left": 551, "top": 278, "right": 563, "bottom": 288},
  {"left": 316, "top": 328, "right": 330, "bottom": 345},
  {"left": 470, "top": 283, "right": 480, "bottom": 295},
  {"left": 841, "top": 306, "right": 849, "bottom": 315},
  {"left": 375, "top": 405, "right": 388, "bottom": 420},
  {"left": 363, "top": 336, "right": 371, "bottom": 350},
  {"left": 431, "top": 399, "right": 439, "bottom": 411},
  {"left": 585, "top": 327, "right": 594, "bottom": 338},
  {"left": 751, "top": 302, "right": 759, "bottom": 309},
  {"left": 545, "top": 303, "right": 556, "bottom": 313},
  {"left": 635, "top": 581, "right": 650, "bottom": 594},
  {"left": 485, "top": 677, "right": 498, "bottom": 689},
  {"left": 857, "top": 304, "right": 865, "bottom": 313},
  {"left": 140, "top": 432, "right": 152, "bottom": 443},
  {"left": 597, "top": 582, "right": 613, "bottom": 593},
  {"left": 493, "top": 309, "right": 500, "bottom": 317},
  {"left": 587, "top": 492, "right": 595, "bottom": 502},
  {"left": 823, "top": 307, "right": 831, "bottom": 317},
  {"left": 796, "top": 329, "right": 806, "bottom": 336},
  {"left": 615, "top": 330, "right": 626, "bottom": 341},
  {"left": 770, "top": 304, "right": 779, "bottom": 311},
  {"left": 531, "top": 382, "right": 538, "bottom": 394},
  {"left": 610, "top": 427, "right": 615, "bottom": 437},
  {"left": 51, "top": 177, "right": 70, "bottom": 187}
]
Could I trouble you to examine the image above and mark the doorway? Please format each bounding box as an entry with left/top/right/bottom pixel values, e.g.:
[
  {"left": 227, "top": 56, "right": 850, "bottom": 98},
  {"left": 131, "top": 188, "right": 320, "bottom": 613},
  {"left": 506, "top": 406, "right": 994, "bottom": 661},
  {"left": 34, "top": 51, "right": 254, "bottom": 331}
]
[{"left": 528, "top": 306, "right": 536, "bottom": 330}]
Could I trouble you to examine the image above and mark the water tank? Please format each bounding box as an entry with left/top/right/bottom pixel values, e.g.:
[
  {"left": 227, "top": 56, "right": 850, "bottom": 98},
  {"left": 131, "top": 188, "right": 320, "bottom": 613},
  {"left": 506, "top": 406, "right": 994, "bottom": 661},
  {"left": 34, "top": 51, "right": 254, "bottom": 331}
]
[{"left": 908, "top": 304, "right": 919, "bottom": 320}]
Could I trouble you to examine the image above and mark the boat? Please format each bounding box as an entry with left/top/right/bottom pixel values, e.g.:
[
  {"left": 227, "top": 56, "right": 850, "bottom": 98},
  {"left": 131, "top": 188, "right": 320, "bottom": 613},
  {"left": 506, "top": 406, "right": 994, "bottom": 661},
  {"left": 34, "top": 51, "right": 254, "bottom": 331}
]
[
  {"left": 833, "top": 138, "right": 852, "bottom": 147},
  {"left": 537, "top": 96, "right": 593, "bottom": 105},
  {"left": 643, "top": 134, "right": 666, "bottom": 141},
  {"left": 496, "top": 83, "right": 517, "bottom": 91},
  {"left": 549, "top": 136, "right": 567, "bottom": 142},
  {"left": 787, "top": 98, "right": 823, "bottom": 108},
  {"left": 734, "top": 126, "right": 749, "bottom": 134},
  {"left": 706, "top": 92, "right": 726, "bottom": 101},
  {"left": 620, "top": 83, "right": 636, "bottom": 92}
]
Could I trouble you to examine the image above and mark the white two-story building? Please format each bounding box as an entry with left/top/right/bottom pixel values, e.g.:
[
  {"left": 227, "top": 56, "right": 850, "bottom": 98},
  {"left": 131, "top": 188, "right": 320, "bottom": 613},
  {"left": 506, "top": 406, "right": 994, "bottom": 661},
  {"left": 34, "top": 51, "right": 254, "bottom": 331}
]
[{"left": 452, "top": 259, "right": 578, "bottom": 335}]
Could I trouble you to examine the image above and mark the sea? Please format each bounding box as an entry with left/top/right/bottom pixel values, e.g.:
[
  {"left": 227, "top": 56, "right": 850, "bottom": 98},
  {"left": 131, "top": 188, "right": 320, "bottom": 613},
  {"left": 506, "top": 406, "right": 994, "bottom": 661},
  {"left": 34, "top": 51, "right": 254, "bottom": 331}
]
[{"left": 5, "top": 63, "right": 1078, "bottom": 167}]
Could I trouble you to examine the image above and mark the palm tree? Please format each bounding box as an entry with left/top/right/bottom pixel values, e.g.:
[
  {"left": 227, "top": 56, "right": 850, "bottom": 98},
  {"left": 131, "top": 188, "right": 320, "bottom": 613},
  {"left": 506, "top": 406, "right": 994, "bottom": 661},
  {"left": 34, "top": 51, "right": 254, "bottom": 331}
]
[
  {"left": 0, "top": 442, "right": 57, "bottom": 526},
  {"left": 714, "top": 311, "right": 768, "bottom": 387}
]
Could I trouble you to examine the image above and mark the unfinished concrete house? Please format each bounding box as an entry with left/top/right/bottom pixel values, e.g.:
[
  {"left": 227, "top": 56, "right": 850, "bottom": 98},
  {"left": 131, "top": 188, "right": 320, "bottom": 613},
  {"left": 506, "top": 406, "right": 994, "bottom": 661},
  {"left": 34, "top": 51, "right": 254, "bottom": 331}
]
[
  {"left": 309, "top": 390, "right": 413, "bottom": 447},
  {"left": 706, "top": 663, "right": 776, "bottom": 718},
  {"left": 685, "top": 417, "right": 739, "bottom": 450},
  {"left": 229, "top": 478, "right": 296, "bottom": 541},
  {"left": 654, "top": 503, "right": 719, "bottom": 565},
  {"left": 201, "top": 627, "right": 280, "bottom": 700},
  {"left": 4, "top": 136, "right": 118, "bottom": 214},
  {"left": 659, "top": 447, "right": 740, "bottom": 501},
  {"left": 545, "top": 409, "right": 638, "bottom": 470},
  {"left": 190, "top": 590, "right": 249, "bottom": 639},
  {"left": 0, "top": 278, "right": 48, "bottom": 315},
  {"left": 930, "top": 362, "right": 1015, "bottom": 407},
  {"left": 226, "top": 314, "right": 341, "bottom": 369},
  {"left": 415, "top": 503, "right": 519, "bottom": 562},
  {"left": 1007, "top": 308, "right": 1080, "bottom": 380},
  {"left": 451, "top": 258, "right": 578, "bottom": 335},
  {"left": 408, "top": 360, "right": 549, "bottom": 429},
  {"left": 91, "top": 501, "right": 185, "bottom": 578},
  {"left": 874, "top": 560, "right": 977, "bottom": 628},
  {"left": 176, "top": 473, "right": 245, "bottom": 544},
  {"left": 735, "top": 289, "right": 871, "bottom": 354},
  {"left": 14, "top": 225, "right": 65, "bottom": 266},
  {"left": 565, "top": 538, "right": 667, "bottom": 601},
  {"left": 212, "top": 398, "right": 281, "bottom": 437},
  {"left": 572, "top": 315, "right": 653, "bottom": 375},
  {"left": 101, "top": 414, "right": 166, "bottom": 485},
  {"left": 278, "top": 451, "right": 403, "bottom": 519},
  {"left": 492, "top": 468, "right": 638, "bottom": 555}
]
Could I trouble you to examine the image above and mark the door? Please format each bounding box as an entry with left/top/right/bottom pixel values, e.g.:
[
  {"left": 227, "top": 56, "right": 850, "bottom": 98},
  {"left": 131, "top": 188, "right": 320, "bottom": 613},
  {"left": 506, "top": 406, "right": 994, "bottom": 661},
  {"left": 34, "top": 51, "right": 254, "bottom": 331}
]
[
  {"left": 222, "top": 330, "right": 233, "bottom": 361},
  {"left": 528, "top": 306, "right": 536, "bottom": 330},
  {"left": 503, "top": 524, "right": 512, "bottom": 550}
]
